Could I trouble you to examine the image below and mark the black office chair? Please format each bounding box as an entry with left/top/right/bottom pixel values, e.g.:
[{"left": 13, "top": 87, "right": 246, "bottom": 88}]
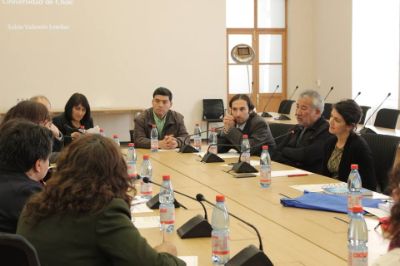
[
  {"left": 129, "top": 129, "right": 135, "bottom": 143},
  {"left": 322, "top": 103, "right": 333, "bottom": 119},
  {"left": 374, "top": 108, "right": 400, "bottom": 129},
  {"left": 0, "top": 233, "right": 41, "bottom": 266},
  {"left": 359, "top": 106, "right": 371, "bottom": 124},
  {"left": 277, "top": 100, "right": 295, "bottom": 115},
  {"left": 202, "top": 99, "right": 224, "bottom": 138},
  {"left": 269, "top": 123, "right": 295, "bottom": 146},
  {"left": 361, "top": 133, "right": 400, "bottom": 194}
]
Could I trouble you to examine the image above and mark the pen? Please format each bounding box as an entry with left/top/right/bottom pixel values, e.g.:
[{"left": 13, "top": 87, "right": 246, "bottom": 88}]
[{"left": 287, "top": 173, "right": 309, "bottom": 177}]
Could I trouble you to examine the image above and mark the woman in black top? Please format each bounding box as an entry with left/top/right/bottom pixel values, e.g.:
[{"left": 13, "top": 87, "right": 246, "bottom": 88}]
[
  {"left": 53, "top": 93, "right": 94, "bottom": 146},
  {"left": 321, "top": 99, "right": 377, "bottom": 191}
]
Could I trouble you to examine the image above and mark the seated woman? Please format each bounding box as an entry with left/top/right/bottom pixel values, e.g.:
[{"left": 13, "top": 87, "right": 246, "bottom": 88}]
[
  {"left": 321, "top": 99, "right": 377, "bottom": 191},
  {"left": 17, "top": 134, "right": 185, "bottom": 266},
  {"left": 372, "top": 163, "right": 400, "bottom": 265},
  {"left": 53, "top": 93, "right": 94, "bottom": 146}
]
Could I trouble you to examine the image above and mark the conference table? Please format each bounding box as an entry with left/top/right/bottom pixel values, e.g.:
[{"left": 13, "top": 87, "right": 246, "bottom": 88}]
[{"left": 130, "top": 147, "right": 389, "bottom": 266}]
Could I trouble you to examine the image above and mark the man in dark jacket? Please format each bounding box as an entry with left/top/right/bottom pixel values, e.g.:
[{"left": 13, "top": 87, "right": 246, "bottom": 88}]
[
  {"left": 134, "top": 87, "right": 188, "bottom": 149},
  {"left": 272, "top": 90, "right": 331, "bottom": 173},
  {"left": 217, "top": 94, "right": 275, "bottom": 156},
  {"left": 0, "top": 119, "right": 52, "bottom": 233}
]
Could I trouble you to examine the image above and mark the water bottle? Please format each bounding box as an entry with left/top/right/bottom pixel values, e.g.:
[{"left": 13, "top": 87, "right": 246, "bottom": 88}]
[
  {"left": 260, "top": 145, "right": 272, "bottom": 188},
  {"left": 140, "top": 155, "right": 153, "bottom": 199},
  {"left": 193, "top": 123, "right": 202, "bottom": 151},
  {"left": 112, "top": 134, "right": 120, "bottom": 147},
  {"left": 209, "top": 128, "right": 218, "bottom": 154},
  {"left": 99, "top": 128, "right": 105, "bottom": 137},
  {"left": 126, "top": 143, "right": 137, "bottom": 179},
  {"left": 159, "top": 175, "right": 175, "bottom": 233},
  {"left": 348, "top": 205, "right": 368, "bottom": 266},
  {"left": 150, "top": 124, "right": 159, "bottom": 152},
  {"left": 347, "top": 164, "right": 362, "bottom": 215},
  {"left": 240, "top": 134, "right": 251, "bottom": 163},
  {"left": 211, "top": 194, "right": 230, "bottom": 265}
]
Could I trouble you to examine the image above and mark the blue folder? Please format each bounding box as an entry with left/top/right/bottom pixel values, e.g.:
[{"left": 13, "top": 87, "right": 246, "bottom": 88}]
[{"left": 280, "top": 191, "right": 382, "bottom": 213}]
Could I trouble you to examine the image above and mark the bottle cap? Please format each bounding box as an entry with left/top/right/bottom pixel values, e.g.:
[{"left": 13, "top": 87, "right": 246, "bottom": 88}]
[
  {"left": 162, "top": 175, "right": 170, "bottom": 181},
  {"left": 352, "top": 206, "right": 363, "bottom": 213},
  {"left": 243, "top": 134, "right": 248, "bottom": 139},
  {"left": 143, "top": 154, "right": 149, "bottom": 160},
  {"left": 113, "top": 134, "right": 118, "bottom": 138},
  {"left": 152, "top": 124, "right": 156, "bottom": 128},
  {"left": 128, "top": 143, "right": 134, "bottom": 147},
  {"left": 80, "top": 125, "right": 84, "bottom": 129},
  {"left": 216, "top": 194, "right": 225, "bottom": 202},
  {"left": 100, "top": 128, "right": 104, "bottom": 132},
  {"left": 351, "top": 164, "right": 358, "bottom": 170},
  {"left": 262, "top": 145, "right": 268, "bottom": 150}
]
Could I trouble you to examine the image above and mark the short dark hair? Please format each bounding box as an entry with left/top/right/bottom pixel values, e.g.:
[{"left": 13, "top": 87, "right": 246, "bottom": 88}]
[
  {"left": 0, "top": 119, "right": 52, "bottom": 172},
  {"left": 1, "top": 101, "right": 50, "bottom": 126},
  {"left": 333, "top": 99, "right": 362, "bottom": 126},
  {"left": 64, "top": 93, "right": 91, "bottom": 124},
  {"left": 229, "top": 94, "right": 255, "bottom": 111},
  {"left": 153, "top": 87, "right": 173, "bottom": 101}
]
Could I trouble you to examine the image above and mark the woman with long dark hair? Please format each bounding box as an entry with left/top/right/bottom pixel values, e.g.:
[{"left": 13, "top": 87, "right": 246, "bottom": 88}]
[
  {"left": 17, "top": 134, "right": 184, "bottom": 265},
  {"left": 53, "top": 93, "right": 94, "bottom": 146}
]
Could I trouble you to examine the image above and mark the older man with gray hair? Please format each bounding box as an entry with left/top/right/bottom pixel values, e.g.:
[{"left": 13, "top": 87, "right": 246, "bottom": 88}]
[{"left": 272, "top": 90, "right": 331, "bottom": 173}]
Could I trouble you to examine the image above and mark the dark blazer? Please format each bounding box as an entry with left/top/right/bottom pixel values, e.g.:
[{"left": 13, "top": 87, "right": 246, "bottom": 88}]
[
  {"left": 0, "top": 170, "right": 42, "bottom": 233},
  {"left": 272, "top": 116, "right": 331, "bottom": 173},
  {"left": 322, "top": 133, "right": 377, "bottom": 191},
  {"left": 53, "top": 113, "right": 94, "bottom": 146},
  {"left": 134, "top": 108, "right": 189, "bottom": 149},
  {"left": 17, "top": 198, "right": 185, "bottom": 266},
  {"left": 217, "top": 112, "right": 276, "bottom": 156}
]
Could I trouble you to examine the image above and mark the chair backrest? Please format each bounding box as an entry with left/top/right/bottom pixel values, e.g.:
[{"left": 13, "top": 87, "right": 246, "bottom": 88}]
[
  {"left": 374, "top": 108, "right": 400, "bottom": 129},
  {"left": 129, "top": 129, "right": 135, "bottom": 143},
  {"left": 269, "top": 123, "right": 295, "bottom": 146},
  {"left": 361, "top": 133, "right": 400, "bottom": 193},
  {"left": 202, "top": 99, "right": 224, "bottom": 121},
  {"left": 359, "top": 105, "right": 371, "bottom": 125},
  {"left": 0, "top": 233, "right": 41, "bottom": 266},
  {"left": 277, "top": 100, "right": 295, "bottom": 115},
  {"left": 322, "top": 103, "right": 333, "bottom": 119}
]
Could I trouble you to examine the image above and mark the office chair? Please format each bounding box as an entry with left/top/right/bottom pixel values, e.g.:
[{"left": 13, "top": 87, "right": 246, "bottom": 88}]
[
  {"left": 269, "top": 123, "right": 295, "bottom": 146},
  {"left": 322, "top": 103, "right": 333, "bottom": 120},
  {"left": 202, "top": 99, "right": 224, "bottom": 138},
  {"left": 129, "top": 129, "right": 135, "bottom": 143},
  {"left": 374, "top": 108, "right": 400, "bottom": 129},
  {"left": 359, "top": 106, "right": 371, "bottom": 124},
  {"left": 361, "top": 133, "right": 400, "bottom": 194},
  {"left": 0, "top": 233, "right": 41, "bottom": 266},
  {"left": 277, "top": 100, "right": 295, "bottom": 115}
]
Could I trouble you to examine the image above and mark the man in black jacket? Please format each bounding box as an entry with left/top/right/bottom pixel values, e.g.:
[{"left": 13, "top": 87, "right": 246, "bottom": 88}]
[
  {"left": 0, "top": 119, "right": 52, "bottom": 233},
  {"left": 272, "top": 90, "right": 331, "bottom": 173},
  {"left": 217, "top": 94, "right": 275, "bottom": 156}
]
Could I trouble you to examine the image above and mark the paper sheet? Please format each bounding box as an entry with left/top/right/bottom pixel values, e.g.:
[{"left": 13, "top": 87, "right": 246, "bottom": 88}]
[
  {"left": 131, "top": 203, "right": 153, "bottom": 214},
  {"left": 178, "top": 256, "right": 198, "bottom": 266},
  {"left": 271, "top": 169, "right": 311, "bottom": 177},
  {"left": 133, "top": 216, "right": 160, "bottom": 229}
]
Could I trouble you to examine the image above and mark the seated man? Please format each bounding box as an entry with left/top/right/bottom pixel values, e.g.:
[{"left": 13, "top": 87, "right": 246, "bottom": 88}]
[
  {"left": 0, "top": 119, "right": 52, "bottom": 233},
  {"left": 272, "top": 90, "right": 331, "bottom": 173},
  {"left": 217, "top": 94, "right": 275, "bottom": 156},
  {"left": 134, "top": 87, "right": 188, "bottom": 149}
]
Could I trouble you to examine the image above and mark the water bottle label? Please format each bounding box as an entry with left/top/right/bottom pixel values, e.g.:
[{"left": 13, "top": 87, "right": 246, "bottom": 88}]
[
  {"left": 240, "top": 153, "right": 250, "bottom": 163},
  {"left": 140, "top": 182, "right": 153, "bottom": 195},
  {"left": 127, "top": 163, "right": 136, "bottom": 178},
  {"left": 151, "top": 140, "right": 158, "bottom": 151},
  {"left": 160, "top": 206, "right": 175, "bottom": 225},
  {"left": 348, "top": 251, "right": 368, "bottom": 266},
  {"left": 348, "top": 194, "right": 363, "bottom": 211},
  {"left": 194, "top": 139, "right": 201, "bottom": 150},
  {"left": 211, "top": 232, "right": 229, "bottom": 256}
]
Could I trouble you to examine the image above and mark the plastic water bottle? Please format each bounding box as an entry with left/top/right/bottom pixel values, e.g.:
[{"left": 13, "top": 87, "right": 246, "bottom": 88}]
[
  {"left": 348, "top": 205, "right": 368, "bottom": 266},
  {"left": 140, "top": 155, "right": 153, "bottom": 199},
  {"left": 159, "top": 175, "right": 175, "bottom": 233},
  {"left": 260, "top": 145, "right": 272, "bottom": 188},
  {"left": 211, "top": 195, "right": 230, "bottom": 265},
  {"left": 150, "top": 124, "right": 159, "bottom": 152},
  {"left": 240, "top": 134, "right": 251, "bottom": 163},
  {"left": 347, "top": 164, "right": 362, "bottom": 215},
  {"left": 193, "top": 123, "right": 202, "bottom": 151},
  {"left": 126, "top": 143, "right": 137, "bottom": 179},
  {"left": 99, "top": 128, "right": 105, "bottom": 137},
  {"left": 209, "top": 128, "right": 218, "bottom": 154},
  {"left": 112, "top": 134, "right": 120, "bottom": 147}
]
